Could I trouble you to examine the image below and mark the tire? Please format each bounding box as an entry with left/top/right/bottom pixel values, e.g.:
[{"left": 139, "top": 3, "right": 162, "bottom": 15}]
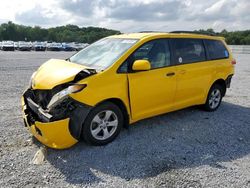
[
  {"left": 203, "top": 84, "right": 223, "bottom": 111},
  {"left": 82, "top": 102, "right": 123, "bottom": 146}
]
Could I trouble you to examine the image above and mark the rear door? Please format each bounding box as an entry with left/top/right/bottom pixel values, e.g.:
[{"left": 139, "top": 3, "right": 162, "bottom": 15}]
[
  {"left": 127, "top": 39, "right": 177, "bottom": 121},
  {"left": 204, "top": 39, "right": 233, "bottom": 79},
  {"left": 171, "top": 38, "right": 215, "bottom": 109}
]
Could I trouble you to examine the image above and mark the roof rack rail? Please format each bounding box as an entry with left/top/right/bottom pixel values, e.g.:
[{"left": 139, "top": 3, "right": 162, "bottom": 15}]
[{"left": 170, "top": 31, "right": 216, "bottom": 36}]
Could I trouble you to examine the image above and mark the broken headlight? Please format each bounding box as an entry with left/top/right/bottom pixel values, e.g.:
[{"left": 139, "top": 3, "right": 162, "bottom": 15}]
[{"left": 47, "top": 84, "right": 86, "bottom": 110}]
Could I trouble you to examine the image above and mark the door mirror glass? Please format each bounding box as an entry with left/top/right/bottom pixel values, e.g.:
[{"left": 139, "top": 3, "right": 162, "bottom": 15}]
[{"left": 132, "top": 60, "right": 151, "bottom": 71}]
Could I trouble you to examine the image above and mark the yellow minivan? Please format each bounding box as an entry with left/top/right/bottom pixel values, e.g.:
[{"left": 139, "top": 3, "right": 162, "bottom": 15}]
[{"left": 21, "top": 32, "right": 235, "bottom": 149}]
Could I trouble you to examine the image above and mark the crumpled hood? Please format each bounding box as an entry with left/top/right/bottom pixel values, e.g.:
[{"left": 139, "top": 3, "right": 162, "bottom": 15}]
[{"left": 32, "top": 59, "right": 91, "bottom": 90}]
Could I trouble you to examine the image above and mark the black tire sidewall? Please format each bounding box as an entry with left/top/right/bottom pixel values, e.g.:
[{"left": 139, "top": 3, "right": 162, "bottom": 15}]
[
  {"left": 204, "top": 84, "right": 223, "bottom": 111},
  {"left": 82, "top": 102, "right": 123, "bottom": 146}
]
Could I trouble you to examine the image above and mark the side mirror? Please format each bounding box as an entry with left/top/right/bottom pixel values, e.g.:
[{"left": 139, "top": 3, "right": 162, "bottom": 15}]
[{"left": 132, "top": 60, "right": 151, "bottom": 71}]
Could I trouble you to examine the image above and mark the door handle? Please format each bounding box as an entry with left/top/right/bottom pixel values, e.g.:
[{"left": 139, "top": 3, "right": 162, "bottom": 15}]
[{"left": 166, "top": 72, "right": 175, "bottom": 77}]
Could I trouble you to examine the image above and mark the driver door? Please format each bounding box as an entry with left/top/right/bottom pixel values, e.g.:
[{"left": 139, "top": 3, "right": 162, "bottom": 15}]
[{"left": 127, "top": 39, "right": 177, "bottom": 121}]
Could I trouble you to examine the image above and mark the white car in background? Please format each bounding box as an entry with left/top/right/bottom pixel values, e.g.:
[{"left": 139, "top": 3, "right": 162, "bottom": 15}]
[
  {"left": 47, "top": 42, "right": 62, "bottom": 51},
  {"left": 74, "top": 43, "right": 89, "bottom": 51},
  {"left": 1, "top": 41, "right": 15, "bottom": 51},
  {"left": 18, "top": 41, "right": 32, "bottom": 51},
  {"left": 14, "top": 42, "right": 18, "bottom": 50},
  {"left": 33, "top": 41, "right": 46, "bottom": 51}
]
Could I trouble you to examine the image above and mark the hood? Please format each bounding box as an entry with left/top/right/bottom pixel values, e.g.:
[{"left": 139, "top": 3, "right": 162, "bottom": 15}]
[{"left": 32, "top": 59, "right": 94, "bottom": 90}]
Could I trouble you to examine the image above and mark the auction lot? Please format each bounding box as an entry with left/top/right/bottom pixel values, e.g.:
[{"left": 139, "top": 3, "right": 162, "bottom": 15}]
[{"left": 0, "top": 51, "right": 250, "bottom": 187}]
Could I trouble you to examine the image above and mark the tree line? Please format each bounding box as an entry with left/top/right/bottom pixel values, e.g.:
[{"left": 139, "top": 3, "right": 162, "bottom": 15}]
[
  {"left": 0, "top": 21, "right": 120, "bottom": 44},
  {"left": 0, "top": 22, "right": 250, "bottom": 45},
  {"left": 197, "top": 29, "right": 250, "bottom": 45}
]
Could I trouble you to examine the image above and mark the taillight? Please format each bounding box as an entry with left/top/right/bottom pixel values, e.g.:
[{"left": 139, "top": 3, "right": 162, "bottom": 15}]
[{"left": 231, "top": 59, "right": 236, "bottom": 65}]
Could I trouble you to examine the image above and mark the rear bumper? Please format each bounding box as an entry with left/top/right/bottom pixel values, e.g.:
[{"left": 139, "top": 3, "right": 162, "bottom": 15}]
[
  {"left": 2, "top": 46, "right": 14, "bottom": 51},
  {"left": 47, "top": 48, "right": 61, "bottom": 51},
  {"left": 21, "top": 90, "right": 92, "bottom": 149},
  {"left": 19, "top": 47, "right": 31, "bottom": 51},
  {"left": 226, "top": 74, "right": 234, "bottom": 88},
  {"left": 34, "top": 47, "right": 46, "bottom": 51}
]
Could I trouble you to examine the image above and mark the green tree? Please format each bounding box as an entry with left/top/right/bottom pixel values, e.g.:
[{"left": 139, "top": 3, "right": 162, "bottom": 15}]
[{"left": 0, "top": 22, "right": 250, "bottom": 45}]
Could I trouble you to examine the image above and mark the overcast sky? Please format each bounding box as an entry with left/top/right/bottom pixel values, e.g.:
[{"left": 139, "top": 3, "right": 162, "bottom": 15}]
[{"left": 0, "top": 0, "right": 249, "bottom": 32}]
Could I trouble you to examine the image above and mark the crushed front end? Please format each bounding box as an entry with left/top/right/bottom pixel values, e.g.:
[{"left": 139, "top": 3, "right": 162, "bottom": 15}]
[{"left": 21, "top": 87, "right": 92, "bottom": 149}]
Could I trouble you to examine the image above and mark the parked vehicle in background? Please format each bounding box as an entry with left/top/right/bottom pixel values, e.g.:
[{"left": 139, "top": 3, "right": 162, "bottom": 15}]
[
  {"left": 74, "top": 43, "right": 89, "bottom": 51},
  {"left": 0, "top": 41, "right": 89, "bottom": 51},
  {"left": 33, "top": 41, "right": 46, "bottom": 51},
  {"left": 18, "top": 41, "right": 32, "bottom": 51},
  {"left": 1, "top": 41, "right": 15, "bottom": 51},
  {"left": 14, "top": 42, "right": 18, "bottom": 50},
  {"left": 47, "top": 42, "right": 62, "bottom": 51},
  {"left": 62, "top": 43, "right": 76, "bottom": 51}
]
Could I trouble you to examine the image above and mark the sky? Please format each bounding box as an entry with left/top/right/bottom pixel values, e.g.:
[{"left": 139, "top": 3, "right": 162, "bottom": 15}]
[{"left": 0, "top": 0, "right": 249, "bottom": 32}]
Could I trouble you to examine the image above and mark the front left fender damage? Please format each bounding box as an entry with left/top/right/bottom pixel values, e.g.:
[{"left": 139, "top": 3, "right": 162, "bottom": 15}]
[
  {"left": 22, "top": 89, "right": 92, "bottom": 149},
  {"left": 22, "top": 63, "right": 97, "bottom": 149}
]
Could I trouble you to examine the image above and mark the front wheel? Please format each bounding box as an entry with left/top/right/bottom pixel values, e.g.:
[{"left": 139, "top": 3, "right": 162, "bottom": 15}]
[
  {"left": 82, "top": 102, "right": 123, "bottom": 146},
  {"left": 203, "top": 84, "right": 223, "bottom": 111}
]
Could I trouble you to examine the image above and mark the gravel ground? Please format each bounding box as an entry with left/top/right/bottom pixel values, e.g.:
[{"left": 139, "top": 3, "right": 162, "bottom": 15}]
[{"left": 0, "top": 51, "right": 249, "bottom": 188}]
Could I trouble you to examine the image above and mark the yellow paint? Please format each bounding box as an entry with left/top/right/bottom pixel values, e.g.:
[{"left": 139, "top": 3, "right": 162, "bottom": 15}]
[
  {"left": 22, "top": 32, "right": 234, "bottom": 149},
  {"left": 31, "top": 119, "right": 77, "bottom": 149},
  {"left": 128, "top": 66, "right": 177, "bottom": 120},
  {"left": 71, "top": 32, "right": 234, "bottom": 122},
  {"left": 32, "top": 59, "right": 88, "bottom": 90},
  {"left": 132, "top": 60, "right": 151, "bottom": 71},
  {"left": 21, "top": 97, "right": 77, "bottom": 149}
]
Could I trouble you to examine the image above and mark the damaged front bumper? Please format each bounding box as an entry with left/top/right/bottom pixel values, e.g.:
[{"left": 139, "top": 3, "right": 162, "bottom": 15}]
[{"left": 21, "top": 89, "right": 92, "bottom": 149}]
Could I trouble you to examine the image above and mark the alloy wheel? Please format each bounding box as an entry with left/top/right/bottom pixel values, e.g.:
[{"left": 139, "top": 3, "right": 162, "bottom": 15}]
[
  {"left": 208, "top": 89, "right": 221, "bottom": 109},
  {"left": 90, "top": 110, "right": 118, "bottom": 141}
]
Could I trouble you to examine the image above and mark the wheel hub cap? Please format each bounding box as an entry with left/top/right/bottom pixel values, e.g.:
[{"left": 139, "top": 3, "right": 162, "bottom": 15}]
[
  {"left": 90, "top": 110, "right": 118, "bottom": 141},
  {"left": 209, "top": 89, "right": 221, "bottom": 109}
]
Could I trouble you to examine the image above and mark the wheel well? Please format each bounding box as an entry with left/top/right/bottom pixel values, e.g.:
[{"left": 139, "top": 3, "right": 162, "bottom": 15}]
[
  {"left": 212, "top": 79, "right": 226, "bottom": 96},
  {"left": 97, "top": 98, "right": 129, "bottom": 128}
]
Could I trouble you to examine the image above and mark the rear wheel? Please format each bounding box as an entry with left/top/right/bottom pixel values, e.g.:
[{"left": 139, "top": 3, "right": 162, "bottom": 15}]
[
  {"left": 203, "top": 84, "right": 223, "bottom": 111},
  {"left": 82, "top": 102, "right": 123, "bottom": 146}
]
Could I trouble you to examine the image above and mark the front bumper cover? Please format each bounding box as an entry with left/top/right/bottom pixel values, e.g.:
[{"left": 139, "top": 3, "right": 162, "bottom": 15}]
[{"left": 21, "top": 89, "right": 92, "bottom": 149}]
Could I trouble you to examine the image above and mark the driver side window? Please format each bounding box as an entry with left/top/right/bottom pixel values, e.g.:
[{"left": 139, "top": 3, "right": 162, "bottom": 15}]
[
  {"left": 118, "top": 39, "right": 171, "bottom": 73},
  {"left": 133, "top": 40, "right": 170, "bottom": 69}
]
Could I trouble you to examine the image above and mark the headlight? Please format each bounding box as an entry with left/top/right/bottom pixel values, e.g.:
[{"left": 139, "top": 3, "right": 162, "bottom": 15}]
[
  {"left": 29, "top": 71, "right": 37, "bottom": 88},
  {"left": 47, "top": 84, "right": 87, "bottom": 110}
]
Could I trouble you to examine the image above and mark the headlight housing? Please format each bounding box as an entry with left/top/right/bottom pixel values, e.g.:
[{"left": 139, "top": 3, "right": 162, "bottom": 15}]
[{"left": 47, "top": 84, "right": 86, "bottom": 110}]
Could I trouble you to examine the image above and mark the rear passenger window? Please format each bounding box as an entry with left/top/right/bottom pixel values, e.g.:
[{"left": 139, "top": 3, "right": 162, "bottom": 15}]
[
  {"left": 173, "top": 39, "right": 206, "bottom": 64},
  {"left": 205, "top": 40, "right": 229, "bottom": 60}
]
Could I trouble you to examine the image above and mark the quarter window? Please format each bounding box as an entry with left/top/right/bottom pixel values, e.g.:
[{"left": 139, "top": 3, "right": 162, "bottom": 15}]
[
  {"left": 173, "top": 39, "right": 206, "bottom": 64},
  {"left": 205, "top": 39, "right": 229, "bottom": 60}
]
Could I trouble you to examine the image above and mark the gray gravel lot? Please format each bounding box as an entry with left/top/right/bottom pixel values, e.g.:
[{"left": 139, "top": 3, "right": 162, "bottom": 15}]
[{"left": 0, "top": 51, "right": 250, "bottom": 188}]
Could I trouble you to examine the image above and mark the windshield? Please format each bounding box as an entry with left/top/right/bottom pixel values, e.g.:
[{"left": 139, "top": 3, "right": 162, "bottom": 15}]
[{"left": 69, "top": 38, "right": 138, "bottom": 70}]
